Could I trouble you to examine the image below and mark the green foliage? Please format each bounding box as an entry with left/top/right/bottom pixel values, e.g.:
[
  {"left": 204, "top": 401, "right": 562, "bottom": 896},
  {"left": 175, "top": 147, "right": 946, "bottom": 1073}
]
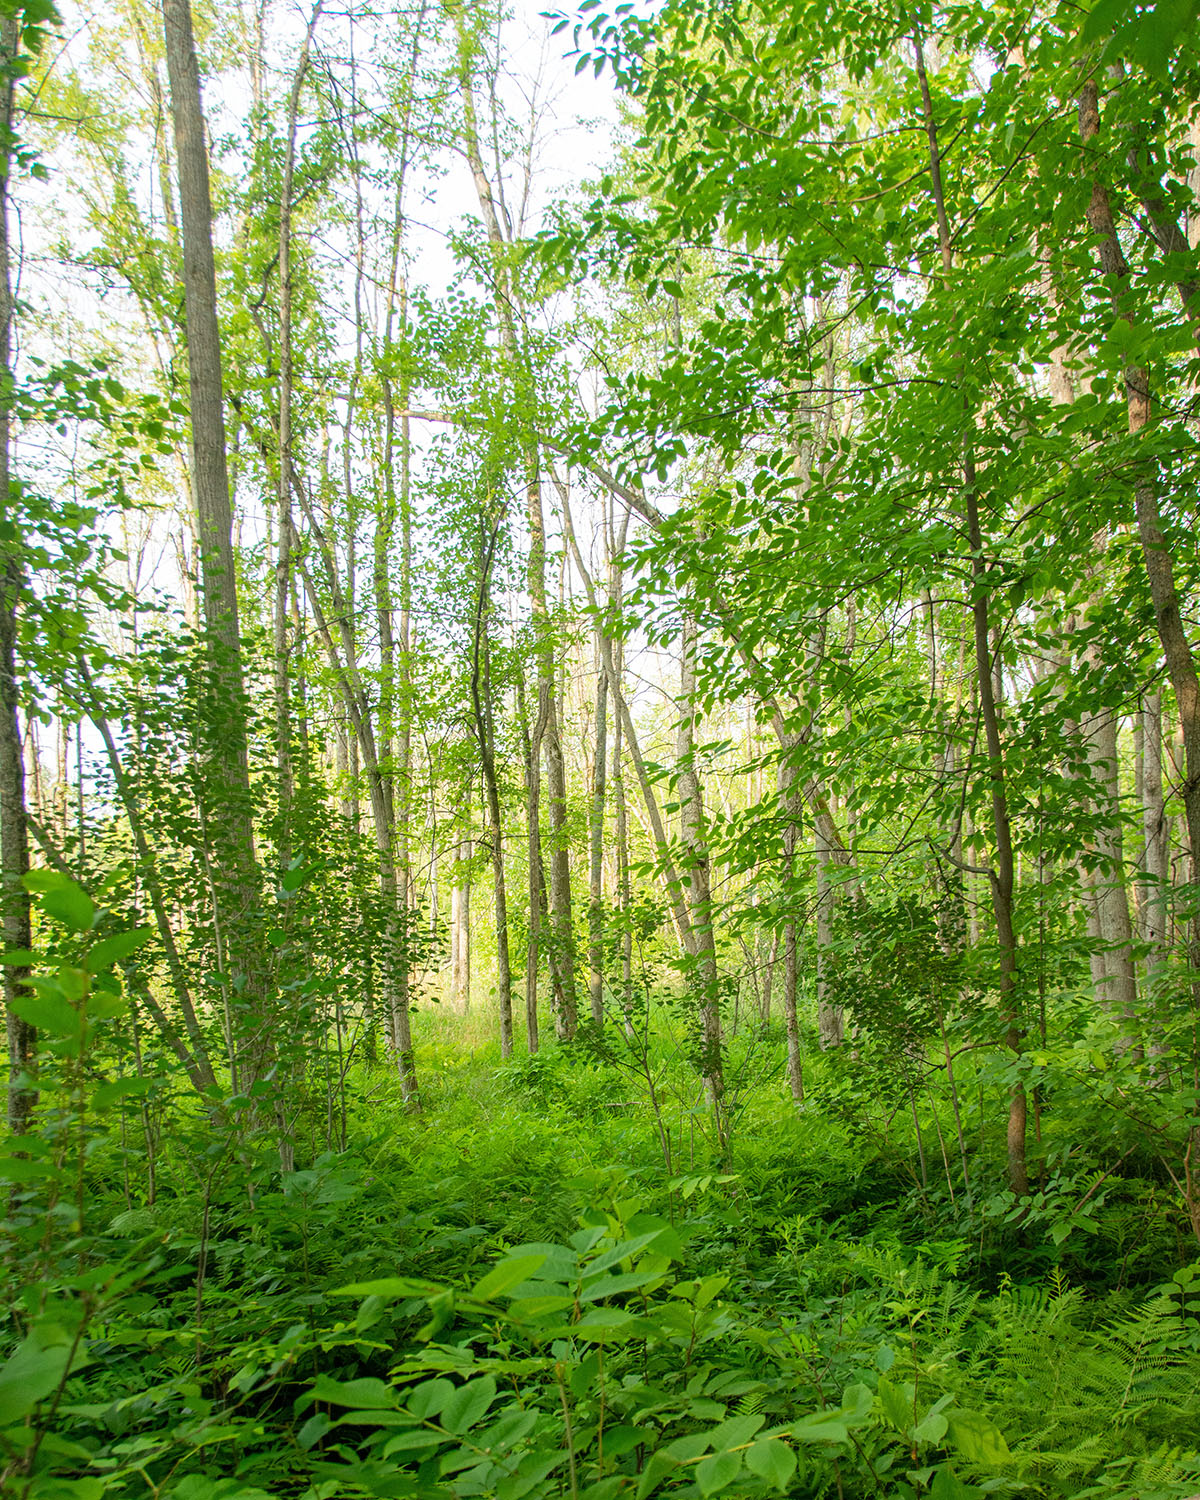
[{"left": 3, "top": 930, "right": 1198, "bottom": 1500}]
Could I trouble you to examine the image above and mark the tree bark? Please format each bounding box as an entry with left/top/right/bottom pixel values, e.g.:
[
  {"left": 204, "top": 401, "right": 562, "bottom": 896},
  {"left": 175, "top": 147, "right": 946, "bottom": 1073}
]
[
  {"left": 915, "top": 27, "right": 1026, "bottom": 1196},
  {"left": 451, "top": 834, "right": 471, "bottom": 1012},
  {"left": 678, "top": 615, "right": 728, "bottom": 1155},
  {"left": 376, "top": 9, "right": 429, "bottom": 1098},
  {"left": 589, "top": 628, "right": 608, "bottom": 1028},
  {"left": 460, "top": 66, "right": 577, "bottom": 1037},
  {"left": 470, "top": 519, "right": 513, "bottom": 1057},
  {"left": 517, "top": 652, "right": 546, "bottom": 1053},
  {"left": 0, "top": 12, "right": 33, "bottom": 1135},
  {"left": 778, "top": 763, "right": 804, "bottom": 1104},
  {"left": 1080, "top": 693, "right": 1138, "bottom": 1029},
  {"left": 1140, "top": 691, "right": 1171, "bottom": 987},
  {"left": 163, "top": 0, "right": 266, "bottom": 1090},
  {"left": 1079, "top": 79, "right": 1200, "bottom": 886},
  {"left": 272, "top": 3, "right": 321, "bottom": 876}
]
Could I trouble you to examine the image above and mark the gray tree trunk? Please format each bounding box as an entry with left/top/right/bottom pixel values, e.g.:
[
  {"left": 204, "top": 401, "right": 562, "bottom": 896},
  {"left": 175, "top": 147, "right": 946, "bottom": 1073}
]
[
  {"left": 0, "top": 13, "right": 33, "bottom": 1136},
  {"left": 677, "top": 616, "right": 728, "bottom": 1156},
  {"left": 163, "top": 0, "right": 266, "bottom": 1088}
]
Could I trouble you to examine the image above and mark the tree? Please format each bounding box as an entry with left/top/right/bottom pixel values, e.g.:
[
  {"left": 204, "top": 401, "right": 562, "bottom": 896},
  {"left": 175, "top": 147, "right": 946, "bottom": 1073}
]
[
  {"left": 162, "top": 0, "right": 267, "bottom": 1097},
  {"left": 0, "top": 3, "right": 33, "bottom": 1133}
]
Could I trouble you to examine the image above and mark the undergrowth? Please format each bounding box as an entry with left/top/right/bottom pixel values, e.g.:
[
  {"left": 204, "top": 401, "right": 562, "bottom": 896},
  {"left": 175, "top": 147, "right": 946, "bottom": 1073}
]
[{"left": 3, "top": 960, "right": 1199, "bottom": 1500}]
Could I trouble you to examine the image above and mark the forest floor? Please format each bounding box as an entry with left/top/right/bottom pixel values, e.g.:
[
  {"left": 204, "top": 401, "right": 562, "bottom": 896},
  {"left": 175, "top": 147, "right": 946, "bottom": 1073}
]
[{"left": 7, "top": 1004, "right": 1200, "bottom": 1500}]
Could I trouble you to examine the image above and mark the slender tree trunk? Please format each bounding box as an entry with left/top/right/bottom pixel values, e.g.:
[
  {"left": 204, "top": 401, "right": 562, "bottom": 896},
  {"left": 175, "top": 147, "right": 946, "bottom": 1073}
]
[
  {"left": 558, "top": 477, "right": 698, "bottom": 961},
  {"left": 589, "top": 608, "right": 608, "bottom": 1028},
  {"left": 1140, "top": 691, "right": 1171, "bottom": 991},
  {"left": 1081, "top": 85, "right": 1200, "bottom": 1215},
  {"left": 815, "top": 819, "right": 843, "bottom": 1049},
  {"left": 968, "top": 491, "right": 1027, "bottom": 1198},
  {"left": 530, "top": 471, "right": 576, "bottom": 1040},
  {"left": 470, "top": 521, "right": 512, "bottom": 1057},
  {"left": 517, "top": 654, "right": 546, "bottom": 1053},
  {"left": 284, "top": 458, "right": 419, "bottom": 1104},
  {"left": 1079, "top": 80, "right": 1200, "bottom": 887},
  {"left": 1081, "top": 695, "right": 1138, "bottom": 1028},
  {"left": 613, "top": 671, "right": 634, "bottom": 1039},
  {"left": 79, "top": 670, "right": 216, "bottom": 1092},
  {"left": 779, "top": 764, "right": 804, "bottom": 1104},
  {"left": 378, "top": 32, "right": 425, "bottom": 1096},
  {"left": 678, "top": 615, "right": 728, "bottom": 1156},
  {"left": 916, "top": 29, "right": 1026, "bottom": 1196},
  {"left": 607, "top": 499, "right": 633, "bottom": 1037},
  {"left": 163, "top": 0, "right": 266, "bottom": 1088},
  {"left": 451, "top": 835, "right": 471, "bottom": 1012},
  {"left": 272, "top": 2, "right": 321, "bottom": 880},
  {"left": 0, "top": 12, "right": 33, "bottom": 1135},
  {"left": 460, "top": 70, "right": 577, "bottom": 1037}
]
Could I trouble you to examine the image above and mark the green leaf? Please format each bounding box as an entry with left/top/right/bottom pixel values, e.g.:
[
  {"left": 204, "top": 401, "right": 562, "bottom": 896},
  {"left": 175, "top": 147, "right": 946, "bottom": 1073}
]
[
  {"left": 406, "top": 1378, "right": 454, "bottom": 1419},
  {"left": 578, "top": 1270, "right": 660, "bottom": 1300},
  {"left": 710, "top": 1412, "right": 764, "bottom": 1450},
  {"left": 381, "top": 1427, "right": 445, "bottom": 1455},
  {"left": 791, "top": 1412, "right": 849, "bottom": 1444},
  {"left": 840, "top": 1382, "right": 873, "bottom": 1421},
  {"left": 354, "top": 1295, "right": 387, "bottom": 1335},
  {"left": 666, "top": 1433, "right": 710, "bottom": 1462},
  {"left": 0, "top": 1153, "right": 57, "bottom": 1182},
  {"left": 929, "top": 1463, "right": 974, "bottom": 1500},
  {"left": 331, "top": 1276, "right": 437, "bottom": 1299},
  {"left": 636, "top": 1450, "right": 677, "bottom": 1500},
  {"left": 26, "top": 872, "right": 95, "bottom": 932},
  {"left": 746, "top": 1438, "right": 796, "bottom": 1490},
  {"left": 944, "top": 1409, "right": 1011, "bottom": 1464},
  {"left": 297, "top": 1413, "right": 331, "bottom": 1449},
  {"left": 574, "top": 1306, "right": 638, "bottom": 1340},
  {"left": 441, "top": 1375, "right": 497, "bottom": 1433},
  {"left": 877, "top": 1375, "right": 915, "bottom": 1433},
  {"left": 88, "top": 990, "right": 131, "bottom": 1020},
  {"left": 0, "top": 1327, "right": 76, "bottom": 1424},
  {"left": 509, "top": 1293, "right": 576, "bottom": 1319},
  {"left": 1080, "top": 0, "right": 1130, "bottom": 48},
  {"left": 913, "top": 1411, "right": 949, "bottom": 1445},
  {"left": 696, "top": 1450, "right": 741, "bottom": 1495},
  {"left": 10, "top": 987, "right": 79, "bottom": 1036},
  {"left": 471, "top": 1252, "right": 547, "bottom": 1301},
  {"left": 86, "top": 927, "right": 152, "bottom": 972},
  {"left": 307, "top": 1375, "right": 393, "bottom": 1410},
  {"left": 92, "top": 1076, "right": 152, "bottom": 1109}
]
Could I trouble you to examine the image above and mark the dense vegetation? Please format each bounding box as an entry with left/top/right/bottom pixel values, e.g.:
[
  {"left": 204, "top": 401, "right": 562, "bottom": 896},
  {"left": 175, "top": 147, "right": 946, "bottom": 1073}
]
[{"left": 3, "top": 0, "right": 1200, "bottom": 1495}]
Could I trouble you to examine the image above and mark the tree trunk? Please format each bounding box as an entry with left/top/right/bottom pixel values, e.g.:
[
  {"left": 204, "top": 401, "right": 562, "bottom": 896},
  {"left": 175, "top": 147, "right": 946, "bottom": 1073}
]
[
  {"left": 968, "top": 485, "right": 1027, "bottom": 1199},
  {"left": 451, "top": 836, "right": 471, "bottom": 1012},
  {"left": 517, "top": 655, "right": 546, "bottom": 1054},
  {"left": 376, "top": 16, "right": 427, "bottom": 1102},
  {"left": 1080, "top": 696, "right": 1138, "bottom": 1030},
  {"left": 460, "top": 69, "right": 577, "bottom": 1037},
  {"left": 778, "top": 763, "right": 804, "bottom": 1104},
  {"left": 1140, "top": 691, "right": 1171, "bottom": 988},
  {"left": 272, "top": 2, "right": 320, "bottom": 886},
  {"left": 162, "top": 0, "right": 266, "bottom": 1090},
  {"left": 470, "top": 521, "right": 513, "bottom": 1057},
  {"left": 678, "top": 615, "right": 728, "bottom": 1156},
  {"left": 915, "top": 28, "right": 1026, "bottom": 1196},
  {"left": 589, "top": 617, "right": 608, "bottom": 1028},
  {"left": 815, "top": 819, "right": 843, "bottom": 1049},
  {"left": 1079, "top": 79, "right": 1200, "bottom": 892},
  {"left": 0, "top": 12, "right": 33, "bottom": 1136}
]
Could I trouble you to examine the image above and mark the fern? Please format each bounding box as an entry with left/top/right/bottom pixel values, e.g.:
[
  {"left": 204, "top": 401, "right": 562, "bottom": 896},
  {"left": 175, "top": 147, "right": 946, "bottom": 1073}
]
[{"left": 935, "top": 1276, "right": 1200, "bottom": 1494}]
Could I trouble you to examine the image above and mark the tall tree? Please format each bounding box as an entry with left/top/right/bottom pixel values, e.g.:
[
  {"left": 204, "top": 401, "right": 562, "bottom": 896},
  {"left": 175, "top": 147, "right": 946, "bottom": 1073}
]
[
  {"left": 162, "top": 0, "right": 266, "bottom": 1092},
  {"left": 0, "top": 7, "right": 33, "bottom": 1134}
]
